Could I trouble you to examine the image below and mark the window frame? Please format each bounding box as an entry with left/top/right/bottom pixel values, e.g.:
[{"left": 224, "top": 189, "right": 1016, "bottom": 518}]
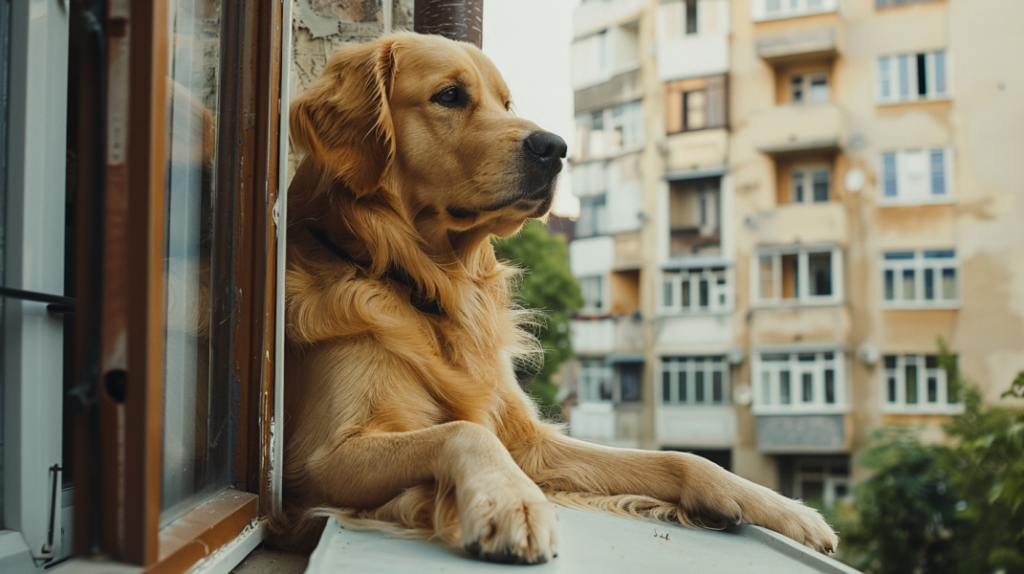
[
  {"left": 751, "top": 245, "right": 844, "bottom": 307},
  {"left": 881, "top": 354, "right": 964, "bottom": 414},
  {"left": 880, "top": 250, "right": 960, "bottom": 309},
  {"left": 876, "top": 50, "right": 950, "bottom": 104},
  {"left": 752, "top": 0, "right": 837, "bottom": 22},
  {"left": 574, "top": 100, "right": 644, "bottom": 161},
  {"left": 789, "top": 71, "right": 830, "bottom": 104},
  {"left": 878, "top": 147, "right": 954, "bottom": 205},
  {"left": 579, "top": 359, "right": 614, "bottom": 403},
  {"left": 752, "top": 348, "right": 848, "bottom": 415},
  {"left": 789, "top": 163, "right": 832, "bottom": 203},
  {"left": 660, "top": 266, "right": 732, "bottom": 315},
  {"left": 578, "top": 275, "right": 606, "bottom": 315},
  {"left": 659, "top": 356, "right": 731, "bottom": 406}
]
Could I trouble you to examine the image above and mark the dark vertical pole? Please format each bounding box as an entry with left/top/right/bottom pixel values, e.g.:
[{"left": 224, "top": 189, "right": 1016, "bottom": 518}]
[{"left": 413, "top": 0, "right": 483, "bottom": 48}]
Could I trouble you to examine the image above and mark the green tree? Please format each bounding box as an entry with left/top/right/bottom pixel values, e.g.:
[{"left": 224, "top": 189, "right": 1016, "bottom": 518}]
[{"left": 493, "top": 221, "right": 583, "bottom": 417}]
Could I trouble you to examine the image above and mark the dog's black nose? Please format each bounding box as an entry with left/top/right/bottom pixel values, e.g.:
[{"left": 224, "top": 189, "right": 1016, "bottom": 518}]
[{"left": 524, "top": 132, "right": 567, "bottom": 163}]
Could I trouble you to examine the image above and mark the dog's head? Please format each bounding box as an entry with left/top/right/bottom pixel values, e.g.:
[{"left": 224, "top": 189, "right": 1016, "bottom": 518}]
[{"left": 290, "top": 32, "right": 566, "bottom": 239}]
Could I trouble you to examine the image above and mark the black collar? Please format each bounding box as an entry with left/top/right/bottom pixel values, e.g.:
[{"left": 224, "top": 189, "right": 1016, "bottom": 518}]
[{"left": 306, "top": 226, "right": 444, "bottom": 316}]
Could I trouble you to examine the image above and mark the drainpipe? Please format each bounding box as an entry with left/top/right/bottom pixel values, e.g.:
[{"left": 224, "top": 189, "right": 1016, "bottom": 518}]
[{"left": 414, "top": 0, "right": 483, "bottom": 48}]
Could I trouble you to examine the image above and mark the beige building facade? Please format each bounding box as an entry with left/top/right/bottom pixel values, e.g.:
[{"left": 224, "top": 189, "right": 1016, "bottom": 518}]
[{"left": 567, "top": 0, "right": 1024, "bottom": 502}]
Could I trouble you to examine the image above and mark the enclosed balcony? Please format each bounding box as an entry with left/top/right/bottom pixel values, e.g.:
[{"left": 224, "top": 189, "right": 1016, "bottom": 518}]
[
  {"left": 749, "top": 102, "right": 844, "bottom": 155},
  {"left": 755, "top": 25, "right": 839, "bottom": 63},
  {"left": 748, "top": 201, "right": 849, "bottom": 247},
  {"left": 756, "top": 414, "right": 851, "bottom": 454},
  {"left": 657, "top": 405, "right": 736, "bottom": 448},
  {"left": 655, "top": 0, "right": 730, "bottom": 81},
  {"left": 571, "top": 315, "right": 645, "bottom": 356},
  {"left": 573, "top": 0, "right": 646, "bottom": 38}
]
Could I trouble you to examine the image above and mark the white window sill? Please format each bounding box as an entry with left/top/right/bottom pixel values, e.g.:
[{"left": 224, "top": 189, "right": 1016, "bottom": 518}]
[
  {"left": 753, "top": 9, "right": 837, "bottom": 23},
  {"left": 881, "top": 403, "right": 965, "bottom": 416},
  {"left": 876, "top": 96, "right": 952, "bottom": 107},
  {"left": 877, "top": 196, "right": 956, "bottom": 207},
  {"left": 751, "top": 300, "right": 843, "bottom": 309},
  {"left": 753, "top": 406, "right": 849, "bottom": 416},
  {"left": 880, "top": 302, "right": 961, "bottom": 311},
  {"left": 657, "top": 309, "right": 733, "bottom": 318},
  {"left": 307, "top": 506, "right": 860, "bottom": 573}
]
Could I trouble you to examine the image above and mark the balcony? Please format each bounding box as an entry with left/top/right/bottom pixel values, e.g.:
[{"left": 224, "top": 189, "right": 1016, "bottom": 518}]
[
  {"left": 570, "top": 235, "right": 614, "bottom": 277},
  {"left": 756, "top": 414, "right": 851, "bottom": 454},
  {"left": 749, "top": 103, "right": 844, "bottom": 155},
  {"left": 747, "top": 202, "right": 848, "bottom": 247},
  {"left": 748, "top": 306, "right": 851, "bottom": 346},
  {"left": 656, "top": 314, "right": 733, "bottom": 351},
  {"left": 664, "top": 130, "right": 729, "bottom": 174},
  {"left": 755, "top": 25, "right": 838, "bottom": 63},
  {"left": 657, "top": 405, "right": 736, "bottom": 448},
  {"left": 571, "top": 316, "right": 645, "bottom": 356},
  {"left": 657, "top": 34, "right": 729, "bottom": 81},
  {"left": 570, "top": 402, "right": 642, "bottom": 447},
  {"left": 613, "top": 232, "right": 643, "bottom": 270},
  {"left": 573, "top": 0, "right": 645, "bottom": 38}
]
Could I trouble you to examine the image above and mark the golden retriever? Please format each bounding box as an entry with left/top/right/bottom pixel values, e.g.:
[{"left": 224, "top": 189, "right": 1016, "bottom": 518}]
[{"left": 278, "top": 32, "right": 837, "bottom": 564}]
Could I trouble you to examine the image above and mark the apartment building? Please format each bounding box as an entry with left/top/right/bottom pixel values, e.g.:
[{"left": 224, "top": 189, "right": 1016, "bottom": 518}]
[{"left": 566, "top": 0, "right": 1024, "bottom": 502}]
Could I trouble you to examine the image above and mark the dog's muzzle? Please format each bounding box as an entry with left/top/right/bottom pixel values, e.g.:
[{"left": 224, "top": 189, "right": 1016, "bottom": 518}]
[{"left": 520, "top": 131, "right": 567, "bottom": 200}]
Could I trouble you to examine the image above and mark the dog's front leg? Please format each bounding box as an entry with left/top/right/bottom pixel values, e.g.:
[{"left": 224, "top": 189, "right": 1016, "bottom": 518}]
[
  {"left": 310, "top": 421, "right": 557, "bottom": 564},
  {"left": 511, "top": 429, "right": 837, "bottom": 554}
]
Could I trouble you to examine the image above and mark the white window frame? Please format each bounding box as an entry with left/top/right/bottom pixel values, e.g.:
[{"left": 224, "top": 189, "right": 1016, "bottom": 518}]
[
  {"left": 752, "top": 0, "right": 837, "bottom": 22},
  {"left": 790, "top": 71, "right": 829, "bottom": 104},
  {"left": 880, "top": 250, "right": 960, "bottom": 309},
  {"left": 881, "top": 354, "right": 964, "bottom": 414},
  {"left": 752, "top": 348, "right": 847, "bottom": 415},
  {"left": 660, "top": 267, "right": 732, "bottom": 315},
  {"left": 2, "top": 0, "right": 71, "bottom": 567},
  {"left": 878, "top": 147, "right": 954, "bottom": 205},
  {"left": 574, "top": 100, "right": 644, "bottom": 161},
  {"left": 579, "top": 275, "right": 606, "bottom": 315},
  {"left": 751, "top": 245, "right": 844, "bottom": 306},
  {"left": 876, "top": 50, "right": 950, "bottom": 104},
  {"left": 579, "top": 359, "right": 614, "bottom": 403},
  {"left": 659, "top": 356, "right": 730, "bottom": 406},
  {"left": 790, "top": 164, "right": 831, "bottom": 203}
]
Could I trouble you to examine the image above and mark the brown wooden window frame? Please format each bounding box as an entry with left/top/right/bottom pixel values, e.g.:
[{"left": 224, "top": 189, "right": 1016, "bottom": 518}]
[
  {"left": 665, "top": 74, "right": 728, "bottom": 135},
  {"left": 66, "top": 0, "right": 286, "bottom": 570}
]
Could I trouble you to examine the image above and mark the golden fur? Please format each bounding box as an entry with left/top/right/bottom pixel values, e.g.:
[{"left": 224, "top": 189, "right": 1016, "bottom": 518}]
[{"left": 275, "top": 32, "right": 837, "bottom": 564}]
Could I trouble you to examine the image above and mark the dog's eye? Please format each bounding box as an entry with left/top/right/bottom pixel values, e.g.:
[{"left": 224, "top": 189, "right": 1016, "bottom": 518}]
[{"left": 431, "top": 86, "right": 467, "bottom": 108}]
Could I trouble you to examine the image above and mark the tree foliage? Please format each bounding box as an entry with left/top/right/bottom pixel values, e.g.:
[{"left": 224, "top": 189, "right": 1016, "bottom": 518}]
[
  {"left": 834, "top": 342, "right": 1024, "bottom": 573},
  {"left": 493, "top": 221, "right": 582, "bottom": 417}
]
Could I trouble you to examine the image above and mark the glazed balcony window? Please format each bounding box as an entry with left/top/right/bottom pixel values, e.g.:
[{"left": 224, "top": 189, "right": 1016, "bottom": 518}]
[
  {"left": 660, "top": 356, "right": 730, "bottom": 405},
  {"left": 879, "top": 147, "right": 953, "bottom": 204},
  {"left": 881, "top": 250, "right": 959, "bottom": 308},
  {"left": 753, "top": 350, "right": 846, "bottom": 414},
  {"left": 883, "top": 354, "right": 963, "bottom": 414},
  {"left": 877, "top": 50, "right": 949, "bottom": 104},
  {"left": 754, "top": 246, "right": 844, "bottom": 306}
]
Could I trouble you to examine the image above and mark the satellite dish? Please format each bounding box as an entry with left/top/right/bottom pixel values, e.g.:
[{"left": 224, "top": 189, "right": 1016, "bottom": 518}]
[
  {"left": 734, "top": 385, "right": 752, "bottom": 406},
  {"left": 845, "top": 168, "right": 866, "bottom": 193}
]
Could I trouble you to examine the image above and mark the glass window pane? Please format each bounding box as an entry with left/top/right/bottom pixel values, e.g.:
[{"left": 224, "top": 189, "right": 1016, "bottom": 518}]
[
  {"left": 883, "top": 153, "right": 898, "bottom": 197},
  {"left": 792, "top": 171, "right": 805, "bottom": 203},
  {"left": 762, "top": 371, "right": 772, "bottom": 405},
  {"left": 933, "top": 50, "right": 947, "bottom": 94},
  {"left": 902, "top": 269, "right": 916, "bottom": 301},
  {"left": 924, "top": 268, "right": 935, "bottom": 300},
  {"left": 879, "top": 58, "right": 891, "bottom": 99},
  {"left": 699, "top": 279, "right": 709, "bottom": 308},
  {"left": 713, "top": 371, "right": 723, "bottom": 403},
  {"left": 663, "top": 279, "right": 674, "bottom": 307},
  {"left": 695, "top": 370, "right": 705, "bottom": 403},
  {"left": 808, "top": 252, "right": 832, "bottom": 297},
  {"left": 930, "top": 149, "right": 946, "bottom": 195},
  {"left": 941, "top": 268, "right": 957, "bottom": 300},
  {"left": 682, "top": 280, "right": 691, "bottom": 308},
  {"left": 161, "top": 0, "right": 230, "bottom": 525},
  {"left": 905, "top": 363, "right": 919, "bottom": 404},
  {"left": 898, "top": 55, "right": 911, "bottom": 98},
  {"left": 884, "top": 355, "right": 897, "bottom": 369},
  {"left": 810, "top": 76, "right": 829, "bottom": 102},
  {"left": 662, "top": 370, "right": 672, "bottom": 403},
  {"left": 802, "top": 373, "right": 813, "bottom": 403},
  {"left": 759, "top": 256, "right": 775, "bottom": 299},
  {"left": 812, "top": 170, "right": 830, "bottom": 202},
  {"left": 825, "top": 370, "right": 835, "bottom": 404},
  {"left": 791, "top": 75, "right": 804, "bottom": 102},
  {"left": 884, "top": 269, "right": 895, "bottom": 300},
  {"left": 887, "top": 376, "right": 897, "bottom": 403},
  {"left": 927, "top": 377, "right": 938, "bottom": 403},
  {"left": 684, "top": 90, "right": 707, "bottom": 130},
  {"left": 621, "top": 365, "right": 640, "bottom": 402},
  {"left": 780, "top": 371, "right": 791, "bottom": 405},
  {"left": 916, "top": 53, "right": 928, "bottom": 96},
  {"left": 680, "top": 370, "right": 688, "bottom": 402}
]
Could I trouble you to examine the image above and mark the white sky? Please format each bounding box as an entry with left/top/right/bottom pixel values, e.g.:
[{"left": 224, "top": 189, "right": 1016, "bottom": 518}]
[{"left": 482, "top": 0, "right": 581, "bottom": 217}]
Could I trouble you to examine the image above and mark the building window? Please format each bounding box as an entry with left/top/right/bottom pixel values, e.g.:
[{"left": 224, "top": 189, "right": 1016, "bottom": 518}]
[
  {"left": 576, "top": 195, "right": 608, "bottom": 238},
  {"left": 754, "top": 351, "right": 846, "bottom": 413},
  {"left": 669, "top": 177, "right": 721, "bottom": 257},
  {"left": 883, "top": 354, "right": 963, "bottom": 412},
  {"left": 784, "top": 457, "right": 850, "bottom": 509},
  {"left": 580, "top": 359, "right": 614, "bottom": 402},
  {"left": 579, "top": 275, "right": 605, "bottom": 314},
  {"left": 754, "top": 246, "right": 843, "bottom": 305},
  {"left": 790, "top": 72, "right": 829, "bottom": 103},
  {"left": 758, "top": 0, "right": 836, "bottom": 20},
  {"left": 666, "top": 75, "right": 727, "bottom": 134},
  {"left": 662, "top": 267, "right": 731, "bottom": 314},
  {"left": 880, "top": 148, "right": 952, "bottom": 203},
  {"left": 877, "top": 50, "right": 949, "bottom": 103},
  {"left": 882, "top": 250, "right": 959, "bottom": 307},
  {"left": 620, "top": 363, "right": 642, "bottom": 402},
  {"left": 791, "top": 166, "right": 831, "bottom": 203},
  {"left": 685, "top": 0, "right": 699, "bottom": 34},
  {"left": 574, "top": 100, "right": 644, "bottom": 160},
  {"left": 660, "top": 357, "right": 730, "bottom": 405}
]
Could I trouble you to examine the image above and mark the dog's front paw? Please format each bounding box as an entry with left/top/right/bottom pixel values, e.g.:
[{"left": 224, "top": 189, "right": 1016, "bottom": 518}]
[
  {"left": 458, "top": 472, "right": 557, "bottom": 565},
  {"left": 754, "top": 496, "right": 838, "bottom": 554}
]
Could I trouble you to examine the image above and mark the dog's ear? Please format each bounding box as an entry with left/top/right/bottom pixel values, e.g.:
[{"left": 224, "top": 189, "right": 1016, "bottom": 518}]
[{"left": 290, "top": 38, "right": 397, "bottom": 196}]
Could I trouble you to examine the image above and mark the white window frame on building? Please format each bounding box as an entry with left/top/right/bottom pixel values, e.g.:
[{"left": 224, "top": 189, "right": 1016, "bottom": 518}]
[
  {"left": 752, "top": 245, "right": 844, "bottom": 306},
  {"left": 579, "top": 359, "right": 614, "bottom": 403},
  {"left": 578, "top": 275, "right": 606, "bottom": 315},
  {"left": 877, "top": 50, "right": 950, "bottom": 104},
  {"left": 790, "top": 164, "right": 831, "bottom": 203},
  {"left": 752, "top": 0, "right": 837, "bottom": 22},
  {"left": 570, "top": 23, "right": 641, "bottom": 90},
  {"left": 879, "top": 147, "right": 954, "bottom": 204},
  {"left": 789, "top": 457, "right": 850, "bottom": 509},
  {"left": 660, "top": 356, "right": 730, "bottom": 406},
  {"left": 790, "top": 71, "right": 829, "bottom": 104},
  {"left": 574, "top": 100, "right": 644, "bottom": 161},
  {"left": 752, "top": 349, "right": 847, "bottom": 415},
  {"left": 661, "top": 266, "right": 732, "bottom": 314},
  {"left": 882, "top": 354, "right": 964, "bottom": 414},
  {"left": 881, "top": 250, "right": 959, "bottom": 308}
]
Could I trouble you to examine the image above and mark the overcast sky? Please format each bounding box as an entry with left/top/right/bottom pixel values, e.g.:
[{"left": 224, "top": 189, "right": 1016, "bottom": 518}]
[{"left": 482, "top": 0, "right": 580, "bottom": 217}]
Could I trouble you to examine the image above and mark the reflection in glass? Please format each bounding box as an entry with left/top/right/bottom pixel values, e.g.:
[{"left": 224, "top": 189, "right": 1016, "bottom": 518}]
[{"left": 160, "top": 0, "right": 231, "bottom": 525}]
